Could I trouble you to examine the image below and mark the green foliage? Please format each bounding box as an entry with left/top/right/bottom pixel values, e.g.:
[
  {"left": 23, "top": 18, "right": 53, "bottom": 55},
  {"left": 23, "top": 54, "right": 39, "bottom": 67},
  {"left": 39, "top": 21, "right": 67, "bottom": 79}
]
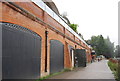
[
  {"left": 118, "top": 62, "right": 120, "bottom": 81},
  {"left": 36, "top": 68, "right": 71, "bottom": 81},
  {"left": 108, "top": 61, "right": 120, "bottom": 81},
  {"left": 36, "top": 71, "right": 63, "bottom": 81},
  {"left": 108, "top": 61, "right": 118, "bottom": 72},
  {"left": 69, "top": 24, "right": 78, "bottom": 32},
  {"left": 104, "top": 37, "right": 114, "bottom": 58},
  {"left": 96, "top": 35, "right": 105, "bottom": 55},
  {"left": 63, "top": 68, "right": 72, "bottom": 72},
  {"left": 89, "top": 35, "right": 106, "bottom": 56},
  {"left": 115, "top": 45, "right": 120, "bottom": 58},
  {"left": 87, "top": 35, "right": 114, "bottom": 58}
]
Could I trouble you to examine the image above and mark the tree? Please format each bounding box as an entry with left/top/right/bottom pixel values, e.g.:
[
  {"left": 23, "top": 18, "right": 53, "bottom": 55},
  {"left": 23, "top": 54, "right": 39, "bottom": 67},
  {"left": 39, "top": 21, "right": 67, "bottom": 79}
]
[
  {"left": 86, "top": 35, "right": 114, "bottom": 58},
  {"left": 69, "top": 24, "right": 78, "bottom": 32},
  {"left": 115, "top": 45, "right": 120, "bottom": 58},
  {"left": 89, "top": 35, "right": 100, "bottom": 53},
  {"left": 103, "top": 37, "right": 114, "bottom": 58},
  {"left": 96, "top": 35, "right": 106, "bottom": 56}
]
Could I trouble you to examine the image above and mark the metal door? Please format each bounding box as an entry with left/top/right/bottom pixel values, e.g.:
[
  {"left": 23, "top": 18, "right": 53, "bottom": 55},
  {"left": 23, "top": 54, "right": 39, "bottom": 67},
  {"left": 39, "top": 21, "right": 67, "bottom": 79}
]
[
  {"left": 1, "top": 23, "right": 41, "bottom": 79},
  {"left": 50, "top": 40, "right": 64, "bottom": 74},
  {"left": 74, "top": 49, "right": 86, "bottom": 67}
]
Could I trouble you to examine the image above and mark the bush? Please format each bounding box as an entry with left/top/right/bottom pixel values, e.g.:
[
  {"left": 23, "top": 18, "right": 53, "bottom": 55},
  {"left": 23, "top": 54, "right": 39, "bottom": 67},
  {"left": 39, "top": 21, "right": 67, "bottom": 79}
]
[
  {"left": 108, "top": 59, "right": 120, "bottom": 81},
  {"left": 69, "top": 24, "right": 78, "bottom": 32},
  {"left": 118, "top": 60, "right": 120, "bottom": 81}
]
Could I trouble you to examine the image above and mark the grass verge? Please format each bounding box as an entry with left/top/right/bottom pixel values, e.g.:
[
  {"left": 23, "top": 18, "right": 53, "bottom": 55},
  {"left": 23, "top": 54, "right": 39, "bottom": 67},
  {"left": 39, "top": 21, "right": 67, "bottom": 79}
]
[{"left": 36, "top": 68, "right": 71, "bottom": 81}]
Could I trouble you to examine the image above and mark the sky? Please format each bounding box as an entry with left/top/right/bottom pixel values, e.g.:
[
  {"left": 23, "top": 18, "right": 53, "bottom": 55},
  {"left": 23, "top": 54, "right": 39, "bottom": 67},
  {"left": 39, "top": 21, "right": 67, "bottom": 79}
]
[{"left": 53, "top": 0, "right": 119, "bottom": 46}]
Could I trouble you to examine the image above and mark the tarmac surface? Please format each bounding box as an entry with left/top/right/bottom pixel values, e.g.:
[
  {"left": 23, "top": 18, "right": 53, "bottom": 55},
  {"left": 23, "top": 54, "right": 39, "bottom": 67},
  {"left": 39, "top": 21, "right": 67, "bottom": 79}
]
[{"left": 48, "top": 60, "right": 116, "bottom": 80}]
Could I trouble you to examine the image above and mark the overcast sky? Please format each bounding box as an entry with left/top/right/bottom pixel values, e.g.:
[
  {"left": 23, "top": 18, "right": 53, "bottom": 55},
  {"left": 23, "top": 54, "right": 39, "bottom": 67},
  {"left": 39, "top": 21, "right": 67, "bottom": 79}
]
[{"left": 53, "top": 0, "right": 119, "bottom": 46}]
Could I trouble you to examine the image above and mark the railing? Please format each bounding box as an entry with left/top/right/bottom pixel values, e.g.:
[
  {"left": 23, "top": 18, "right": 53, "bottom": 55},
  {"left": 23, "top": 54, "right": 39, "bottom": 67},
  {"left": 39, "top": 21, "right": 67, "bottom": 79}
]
[{"left": 31, "top": 0, "right": 89, "bottom": 47}]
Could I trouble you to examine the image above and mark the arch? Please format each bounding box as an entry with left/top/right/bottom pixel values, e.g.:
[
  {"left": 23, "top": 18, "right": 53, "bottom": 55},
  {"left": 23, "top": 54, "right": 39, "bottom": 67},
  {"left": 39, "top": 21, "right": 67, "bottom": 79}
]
[
  {"left": 49, "top": 38, "right": 64, "bottom": 45},
  {"left": 1, "top": 22, "right": 42, "bottom": 79},
  {"left": 50, "top": 40, "right": 64, "bottom": 74}
]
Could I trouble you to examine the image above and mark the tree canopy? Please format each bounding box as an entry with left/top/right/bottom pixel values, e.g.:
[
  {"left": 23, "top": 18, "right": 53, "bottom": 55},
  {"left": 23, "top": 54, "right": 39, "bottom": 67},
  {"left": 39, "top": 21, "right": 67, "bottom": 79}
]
[
  {"left": 114, "top": 45, "right": 120, "bottom": 58},
  {"left": 86, "top": 35, "right": 114, "bottom": 58}
]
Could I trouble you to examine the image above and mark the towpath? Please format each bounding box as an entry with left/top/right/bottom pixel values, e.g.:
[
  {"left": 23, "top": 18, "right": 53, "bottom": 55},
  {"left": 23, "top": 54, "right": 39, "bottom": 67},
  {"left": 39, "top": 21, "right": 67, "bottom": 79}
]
[{"left": 48, "top": 60, "right": 115, "bottom": 80}]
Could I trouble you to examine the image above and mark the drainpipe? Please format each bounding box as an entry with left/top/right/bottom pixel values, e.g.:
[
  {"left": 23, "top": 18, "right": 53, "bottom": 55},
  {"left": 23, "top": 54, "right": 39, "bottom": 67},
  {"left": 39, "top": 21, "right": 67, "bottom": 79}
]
[{"left": 45, "top": 31, "right": 48, "bottom": 72}]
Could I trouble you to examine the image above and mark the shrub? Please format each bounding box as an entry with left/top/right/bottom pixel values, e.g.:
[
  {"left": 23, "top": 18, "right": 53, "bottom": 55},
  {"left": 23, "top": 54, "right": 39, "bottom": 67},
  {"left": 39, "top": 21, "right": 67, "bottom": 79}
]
[
  {"left": 118, "top": 60, "right": 120, "bottom": 81},
  {"left": 108, "top": 59, "right": 120, "bottom": 81}
]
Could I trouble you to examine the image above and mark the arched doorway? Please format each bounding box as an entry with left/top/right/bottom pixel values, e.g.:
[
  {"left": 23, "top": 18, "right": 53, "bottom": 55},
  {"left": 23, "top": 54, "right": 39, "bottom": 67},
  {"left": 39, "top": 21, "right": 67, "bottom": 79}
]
[
  {"left": 1, "top": 23, "right": 41, "bottom": 79},
  {"left": 50, "top": 40, "right": 64, "bottom": 74}
]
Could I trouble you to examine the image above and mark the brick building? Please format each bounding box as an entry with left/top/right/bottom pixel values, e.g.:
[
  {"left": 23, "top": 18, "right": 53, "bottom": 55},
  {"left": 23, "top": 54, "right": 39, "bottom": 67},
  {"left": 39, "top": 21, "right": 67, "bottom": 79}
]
[{"left": 0, "top": 0, "right": 92, "bottom": 80}]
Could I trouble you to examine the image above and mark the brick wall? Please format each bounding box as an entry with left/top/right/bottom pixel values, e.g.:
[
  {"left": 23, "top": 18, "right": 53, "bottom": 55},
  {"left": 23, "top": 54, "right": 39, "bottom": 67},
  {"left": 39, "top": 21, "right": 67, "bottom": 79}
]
[{"left": 0, "top": 2, "right": 92, "bottom": 77}]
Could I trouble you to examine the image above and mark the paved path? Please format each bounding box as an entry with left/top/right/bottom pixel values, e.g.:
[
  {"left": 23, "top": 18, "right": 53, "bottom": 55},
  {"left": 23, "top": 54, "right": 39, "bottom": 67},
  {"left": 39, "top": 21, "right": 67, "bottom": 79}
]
[{"left": 49, "top": 60, "right": 115, "bottom": 79}]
